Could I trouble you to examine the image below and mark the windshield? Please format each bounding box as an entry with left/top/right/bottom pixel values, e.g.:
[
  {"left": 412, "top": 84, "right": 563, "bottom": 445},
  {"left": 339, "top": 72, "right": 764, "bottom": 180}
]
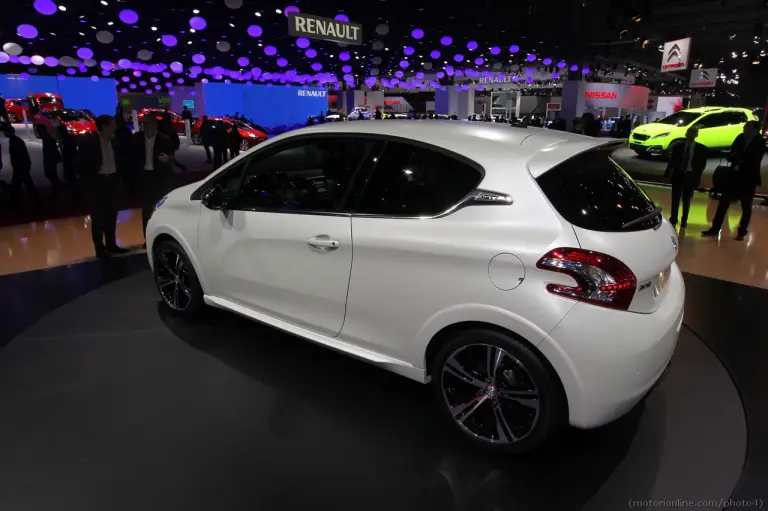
[
  {"left": 234, "top": 120, "right": 255, "bottom": 130},
  {"left": 657, "top": 112, "right": 701, "bottom": 127},
  {"left": 38, "top": 96, "right": 62, "bottom": 104},
  {"left": 57, "top": 110, "right": 90, "bottom": 122}
]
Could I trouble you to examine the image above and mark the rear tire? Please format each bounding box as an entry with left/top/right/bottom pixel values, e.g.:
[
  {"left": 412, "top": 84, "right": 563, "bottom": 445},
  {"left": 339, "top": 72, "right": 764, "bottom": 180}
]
[
  {"left": 431, "top": 328, "right": 566, "bottom": 454},
  {"left": 153, "top": 240, "right": 204, "bottom": 317}
]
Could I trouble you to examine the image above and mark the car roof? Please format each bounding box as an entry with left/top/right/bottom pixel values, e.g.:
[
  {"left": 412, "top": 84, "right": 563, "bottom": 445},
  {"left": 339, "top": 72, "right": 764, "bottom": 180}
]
[
  {"left": 682, "top": 106, "right": 753, "bottom": 114},
  {"left": 280, "top": 120, "right": 620, "bottom": 179}
]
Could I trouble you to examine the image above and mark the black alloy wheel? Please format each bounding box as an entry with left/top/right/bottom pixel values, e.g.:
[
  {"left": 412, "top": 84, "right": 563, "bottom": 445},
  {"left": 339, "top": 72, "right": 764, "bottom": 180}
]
[
  {"left": 8, "top": 113, "right": 18, "bottom": 123},
  {"left": 239, "top": 139, "right": 250, "bottom": 152},
  {"left": 432, "top": 329, "right": 566, "bottom": 453},
  {"left": 153, "top": 240, "right": 203, "bottom": 316}
]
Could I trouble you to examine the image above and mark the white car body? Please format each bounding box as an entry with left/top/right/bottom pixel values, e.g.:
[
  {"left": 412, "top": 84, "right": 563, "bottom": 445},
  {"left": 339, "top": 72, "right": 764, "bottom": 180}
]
[
  {"left": 147, "top": 121, "right": 683, "bottom": 449},
  {"left": 347, "top": 107, "right": 372, "bottom": 120}
]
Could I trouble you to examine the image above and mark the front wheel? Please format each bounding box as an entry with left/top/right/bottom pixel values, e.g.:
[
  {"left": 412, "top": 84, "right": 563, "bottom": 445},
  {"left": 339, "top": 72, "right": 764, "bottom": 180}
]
[
  {"left": 153, "top": 240, "right": 204, "bottom": 317},
  {"left": 191, "top": 133, "right": 201, "bottom": 145},
  {"left": 8, "top": 113, "right": 18, "bottom": 123},
  {"left": 431, "top": 328, "right": 566, "bottom": 454},
  {"left": 239, "top": 139, "right": 250, "bottom": 152}
]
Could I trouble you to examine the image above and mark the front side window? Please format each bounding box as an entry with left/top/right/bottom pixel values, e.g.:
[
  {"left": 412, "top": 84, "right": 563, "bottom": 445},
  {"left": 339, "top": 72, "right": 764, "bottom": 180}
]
[
  {"left": 355, "top": 141, "right": 482, "bottom": 217},
  {"left": 657, "top": 112, "right": 701, "bottom": 127},
  {"left": 697, "top": 113, "right": 731, "bottom": 128},
  {"left": 234, "top": 137, "right": 377, "bottom": 213}
]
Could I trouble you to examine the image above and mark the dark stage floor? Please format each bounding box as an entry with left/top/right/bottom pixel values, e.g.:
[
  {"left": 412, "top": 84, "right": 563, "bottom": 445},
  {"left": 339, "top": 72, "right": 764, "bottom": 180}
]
[{"left": 0, "top": 256, "right": 765, "bottom": 511}]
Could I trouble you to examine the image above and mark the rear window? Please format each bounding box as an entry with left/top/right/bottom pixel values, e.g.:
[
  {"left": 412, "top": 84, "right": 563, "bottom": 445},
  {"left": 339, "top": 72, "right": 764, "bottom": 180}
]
[{"left": 536, "top": 150, "right": 660, "bottom": 232}]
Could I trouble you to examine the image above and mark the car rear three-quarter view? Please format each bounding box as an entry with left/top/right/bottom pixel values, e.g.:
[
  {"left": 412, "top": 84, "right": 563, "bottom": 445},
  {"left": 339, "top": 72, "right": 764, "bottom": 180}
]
[{"left": 144, "top": 121, "right": 684, "bottom": 454}]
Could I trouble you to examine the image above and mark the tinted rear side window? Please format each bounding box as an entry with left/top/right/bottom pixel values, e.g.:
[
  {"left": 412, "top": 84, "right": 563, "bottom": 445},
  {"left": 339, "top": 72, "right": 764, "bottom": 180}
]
[{"left": 536, "top": 150, "right": 659, "bottom": 232}]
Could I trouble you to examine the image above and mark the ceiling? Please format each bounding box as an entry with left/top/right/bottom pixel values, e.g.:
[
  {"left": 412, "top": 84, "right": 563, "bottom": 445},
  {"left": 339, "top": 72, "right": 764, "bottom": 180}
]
[{"left": 1, "top": 0, "right": 767, "bottom": 99}]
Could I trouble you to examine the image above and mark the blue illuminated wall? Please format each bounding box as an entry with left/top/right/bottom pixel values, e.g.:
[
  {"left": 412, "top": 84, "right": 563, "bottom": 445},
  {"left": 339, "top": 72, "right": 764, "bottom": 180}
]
[
  {"left": 202, "top": 82, "right": 328, "bottom": 129},
  {"left": 0, "top": 74, "right": 117, "bottom": 116}
]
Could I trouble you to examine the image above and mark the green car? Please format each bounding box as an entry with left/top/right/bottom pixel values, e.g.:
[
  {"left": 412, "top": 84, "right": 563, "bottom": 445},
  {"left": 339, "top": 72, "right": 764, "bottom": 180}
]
[{"left": 629, "top": 107, "right": 759, "bottom": 157}]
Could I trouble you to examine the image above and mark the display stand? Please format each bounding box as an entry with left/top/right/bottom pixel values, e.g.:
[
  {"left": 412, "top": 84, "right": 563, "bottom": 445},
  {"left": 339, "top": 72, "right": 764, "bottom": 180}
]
[
  {"left": 21, "top": 111, "right": 34, "bottom": 140},
  {"left": 184, "top": 120, "right": 192, "bottom": 145},
  {"left": 132, "top": 110, "right": 139, "bottom": 134}
]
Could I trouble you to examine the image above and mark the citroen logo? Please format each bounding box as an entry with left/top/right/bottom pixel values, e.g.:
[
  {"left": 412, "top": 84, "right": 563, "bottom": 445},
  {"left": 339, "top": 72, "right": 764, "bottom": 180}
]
[
  {"left": 667, "top": 44, "right": 682, "bottom": 62},
  {"left": 671, "top": 235, "right": 678, "bottom": 253},
  {"left": 698, "top": 70, "right": 711, "bottom": 81}
]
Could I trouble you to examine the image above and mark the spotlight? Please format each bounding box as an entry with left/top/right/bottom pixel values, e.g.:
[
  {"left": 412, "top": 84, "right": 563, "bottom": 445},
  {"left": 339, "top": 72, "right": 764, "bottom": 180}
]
[
  {"left": 631, "top": 14, "right": 641, "bottom": 22},
  {"left": 729, "top": 32, "right": 736, "bottom": 40}
]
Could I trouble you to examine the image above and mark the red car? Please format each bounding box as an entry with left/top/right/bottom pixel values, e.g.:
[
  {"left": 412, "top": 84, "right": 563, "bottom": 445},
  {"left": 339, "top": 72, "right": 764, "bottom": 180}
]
[
  {"left": 29, "top": 92, "right": 64, "bottom": 114},
  {"left": 137, "top": 108, "right": 186, "bottom": 134},
  {"left": 33, "top": 109, "right": 97, "bottom": 138},
  {"left": 191, "top": 117, "right": 267, "bottom": 152},
  {"left": 5, "top": 98, "right": 31, "bottom": 123}
]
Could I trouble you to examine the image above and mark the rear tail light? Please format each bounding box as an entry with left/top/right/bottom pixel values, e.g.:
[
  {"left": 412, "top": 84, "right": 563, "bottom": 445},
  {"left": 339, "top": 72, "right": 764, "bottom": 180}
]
[{"left": 536, "top": 248, "right": 637, "bottom": 311}]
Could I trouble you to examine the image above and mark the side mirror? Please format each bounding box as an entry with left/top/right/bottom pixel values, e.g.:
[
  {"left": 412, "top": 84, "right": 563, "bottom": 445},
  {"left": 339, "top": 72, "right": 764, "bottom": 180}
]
[{"left": 201, "top": 185, "right": 230, "bottom": 211}]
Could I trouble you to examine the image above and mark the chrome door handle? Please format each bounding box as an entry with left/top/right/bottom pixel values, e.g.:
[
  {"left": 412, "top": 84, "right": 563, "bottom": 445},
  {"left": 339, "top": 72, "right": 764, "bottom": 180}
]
[{"left": 307, "top": 236, "right": 340, "bottom": 250}]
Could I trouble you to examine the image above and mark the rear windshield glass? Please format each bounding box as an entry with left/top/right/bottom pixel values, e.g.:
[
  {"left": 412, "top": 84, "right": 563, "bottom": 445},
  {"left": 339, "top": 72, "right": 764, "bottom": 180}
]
[{"left": 536, "top": 150, "right": 660, "bottom": 232}]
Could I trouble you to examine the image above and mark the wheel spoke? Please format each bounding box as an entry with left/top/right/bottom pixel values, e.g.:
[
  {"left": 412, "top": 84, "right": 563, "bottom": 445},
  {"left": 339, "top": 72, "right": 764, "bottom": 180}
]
[
  {"left": 487, "top": 346, "right": 504, "bottom": 382},
  {"left": 174, "top": 253, "right": 183, "bottom": 273},
  {"left": 179, "top": 283, "right": 192, "bottom": 297},
  {"left": 493, "top": 404, "right": 518, "bottom": 442},
  {"left": 451, "top": 394, "right": 489, "bottom": 424},
  {"left": 159, "top": 252, "right": 175, "bottom": 278},
  {"left": 158, "top": 278, "right": 175, "bottom": 289},
  {"left": 500, "top": 389, "right": 539, "bottom": 409},
  {"left": 172, "top": 283, "right": 180, "bottom": 309},
  {"left": 444, "top": 356, "right": 485, "bottom": 389}
]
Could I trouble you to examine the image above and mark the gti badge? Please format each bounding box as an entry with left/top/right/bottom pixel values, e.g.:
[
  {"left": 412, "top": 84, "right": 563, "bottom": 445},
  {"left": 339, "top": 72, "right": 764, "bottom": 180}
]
[{"left": 671, "top": 235, "right": 678, "bottom": 253}]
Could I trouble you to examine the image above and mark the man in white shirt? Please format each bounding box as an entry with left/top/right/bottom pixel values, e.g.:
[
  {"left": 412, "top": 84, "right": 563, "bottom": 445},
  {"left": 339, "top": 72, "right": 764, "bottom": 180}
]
[{"left": 134, "top": 116, "right": 173, "bottom": 246}]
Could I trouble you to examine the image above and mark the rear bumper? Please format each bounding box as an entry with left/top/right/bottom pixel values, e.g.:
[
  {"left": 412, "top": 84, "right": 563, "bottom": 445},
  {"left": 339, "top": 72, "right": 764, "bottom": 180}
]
[{"left": 537, "top": 263, "right": 685, "bottom": 428}]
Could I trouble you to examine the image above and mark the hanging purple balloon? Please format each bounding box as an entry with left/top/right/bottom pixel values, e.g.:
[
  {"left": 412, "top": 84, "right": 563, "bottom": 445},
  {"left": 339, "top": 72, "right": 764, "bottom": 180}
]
[
  {"left": 474, "top": 57, "right": 484, "bottom": 66},
  {"left": 552, "top": 72, "right": 560, "bottom": 79},
  {"left": 284, "top": 6, "right": 300, "bottom": 16},
  {"left": 190, "top": 17, "right": 207, "bottom": 30},
  {"left": 399, "top": 60, "right": 409, "bottom": 69},
  {"left": 120, "top": 87, "right": 127, "bottom": 93},
  {"left": 237, "top": 57, "right": 250, "bottom": 67},
  {"left": 440, "top": 36, "right": 453, "bottom": 46},
  {"left": 489, "top": 46, "right": 501, "bottom": 55},
  {"left": 436, "top": 71, "right": 445, "bottom": 79},
  {"left": 90, "top": 75, "right": 99, "bottom": 82},
  {"left": 542, "top": 58, "right": 553, "bottom": 65},
  {"left": 570, "top": 64, "right": 579, "bottom": 72},
  {"left": 19, "top": 56, "right": 31, "bottom": 65},
  {"left": 170, "top": 62, "right": 183, "bottom": 73},
  {"left": 416, "top": 71, "right": 424, "bottom": 79},
  {"left": 117, "top": 59, "right": 131, "bottom": 69},
  {"left": 525, "top": 67, "right": 534, "bottom": 75},
  {"left": 453, "top": 53, "right": 464, "bottom": 63},
  {"left": 121, "top": 76, "right": 130, "bottom": 82},
  {"left": 512, "top": 75, "right": 520, "bottom": 82},
  {"left": 44, "top": 56, "right": 58, "bottom": 67},
  {"left": 139, "top": 80, "right": 147, "bottom": 86},
  {"left": 247, "top": 25, "right": 263, "bottom": 37},
  {"left": 150, "top": 76, "right": 158, "bottom": 83},
  {"left": 526, "top": 54, "right": 536, "bottom": 62},
  {"left": 311, "top": 62, "right": 322, "bottom": 71},
  {"left": 76, "top": 47, "right": 94, "bottom": 60},
  {"left": 99, "top": 60, "right": 112, "bottom": 70},
  {"left": 557, "top": 61, "right": 566, "bottom": 69},
  {"left": 145, "top": 89, "right": 152, "bottom": 95},
  {"left": 411, "top": 28, "right": 424, "bottom": 40},
  {"left": 177, "top": 78, "right": 185, "bottom": 84},
  {"left": 0, "top": 53, "right": 9, "bottom": 64},
  {"left": 296, "top": 38, "right": 310, "bottom": 49},
  {"left": 582, "top": 67, "right": 591, "bottom": 74},
  {"left": 342, "top": 65, "right": 352, "bottom": 73},
  {"left": 339, "top": 52, "right": 350, "bottom": 61},
  {"left": 34, "top": 0, "right": 57, "bottom": 15},
  {"left": 192, "top": 54, "right": 206, "bottom": 64},
  {"left": 277, "top": 58, "right": 288, "bottom": 67},
  {"left": 335, "top": 13, "right": 349, "bottom": 22},
  {"left": 17, "top": 24, "right": 39, "bottom": 39},
  {"left": 430, "top": 50, "right": 441, "bottom": 59},
  {"left": 129, "top": 83, "right": 136, "bottom": 89},
  {"left": 395, "top": 71, "right": 404, "bottom": 78},
  {"left": 264, "top": 46, "right": 277, "bottom": 56},
  {"left": 466, "top": 41, "right": 478, "bottom": 51},
  {"left": 509, "top": 45, "right": 520, "bottom": 53},
  {"left": 162, "top": 35, "right": 178, "bottom": 47},
  {"left": 305, "top": 48, "right": 317, "bottom": 58},
  {"left": 66, "top": 68, "right": 76, "bottom": 75},
  {"left": 119, "top": 9, "right": 139, "bottom": 24},
  {"left": 526, "top": 77, "right": 533, "bottom": 83},
  {"left": 403, "top": 46, "right": 415, "bottom": 56},
  {"left": 133, "top": 70, "right": 142, "bottom": 77}
]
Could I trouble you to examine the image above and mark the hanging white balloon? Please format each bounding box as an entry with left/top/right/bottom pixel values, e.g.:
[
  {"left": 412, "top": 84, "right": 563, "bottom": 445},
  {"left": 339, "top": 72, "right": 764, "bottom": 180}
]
[
  {"left": 31, "top": 55, "right": 45, "bottom": 66},
  {"left": 510, "top": 64, "right": 520, "bottom": 71},
  {"left": 59, "top": 56, "right": 79, "bottom": 67},
  {"left": 423, "top": 62, "right": 433, "bottom": 70},
  {"left": 96, "top": 30, "right": 114, "bottom": 44},
  {"left": 375, "top": 24, "right": 389, "bottom": 35},
  {"left": 372, "top": 41, "right": 384, "bottom": 51},
  {"left": 3, "top": 42, "right": 23, "bottom": 56},
  {"left": 137, "top": 49, "right": 153, "bottom": 61},
  {"left": 493, "top": 62, "right": 502, "bottom": 70},
  {"left": 224, "top": 0, "right": 243, "bottom": 9},
  {"left": 216, "top": 40, "right": 231, "bottom": 52},
  {"left": 370, "top": 68, "right": 379, "bottom": 76},
  {"left": 84, "top": 58, "right": 97, "bottom": 67},
  {"left": 371, "top": 56, "right": 382, "bottom": 65}
]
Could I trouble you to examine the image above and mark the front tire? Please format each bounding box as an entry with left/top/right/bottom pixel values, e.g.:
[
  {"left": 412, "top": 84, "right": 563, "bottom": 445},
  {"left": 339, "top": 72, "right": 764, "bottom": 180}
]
[
  {"left": 191, "top": 133, "right": 201, "bottom": 145},
  {"left": 239, "top": 139, "right": 250, "bottom": 152},
  {"left": 8, "top": 113, "right": 18, "bottom": 123},
  {"left": 153, "top": 240, "right": 204, "bottom": 317},
  {"left": 431, "top": 328, "right": 566, "bottom": 454}
]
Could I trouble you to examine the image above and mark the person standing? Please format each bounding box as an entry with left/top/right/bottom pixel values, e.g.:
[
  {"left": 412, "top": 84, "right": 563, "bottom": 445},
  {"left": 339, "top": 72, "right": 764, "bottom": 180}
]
[
  {"left": 702, "top": 121, "right": 765, "bottom": 241},
  {"left": 181, "top": 105, "right": 193, "bottom": 122},
  {"left": 0, "top": 95, "right": 8, "bottom": 122},
  {"left": 665, "top": 126, "right": 707, "bottom": 228},
  {"left": 2, "top": 124, "right": 40, "bottom": 208},
  {"left": 200, "top": 115, "right": 213, "bottom": 164},
  {"left": 159, "top": 114, "right": 186, "bottom": 172},
  {"left": 134, "top": 116, "right": 174, "bottom": 246},
  {"left": 75, "top": 115, "right": 128, "bottom": 258},
  {"left": 212, "top": 123, "right": 228, "bottom": 169},
  {"left": 36, "top": 124, "right": 63, "bottom": 197},
  {"left": 227, "top": 124, "right": 241, "bottom": 160}
]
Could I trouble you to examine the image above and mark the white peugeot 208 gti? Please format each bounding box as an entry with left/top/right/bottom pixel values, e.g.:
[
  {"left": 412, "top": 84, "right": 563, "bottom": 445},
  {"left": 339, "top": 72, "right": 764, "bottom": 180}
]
[{"left": 146, "top": 121, "right": 684, "bottom": 453}]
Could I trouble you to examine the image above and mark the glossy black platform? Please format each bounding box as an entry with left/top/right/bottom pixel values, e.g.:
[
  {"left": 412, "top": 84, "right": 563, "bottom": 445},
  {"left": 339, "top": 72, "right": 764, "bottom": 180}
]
[{"left": 0, "top": 258, "right": 761, "bottom": 511}]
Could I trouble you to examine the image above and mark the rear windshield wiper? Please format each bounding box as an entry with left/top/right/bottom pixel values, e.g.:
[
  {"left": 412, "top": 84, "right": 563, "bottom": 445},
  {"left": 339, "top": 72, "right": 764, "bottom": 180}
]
[{"left": 621, "top": 206, "right": 663, "bottom": 230}]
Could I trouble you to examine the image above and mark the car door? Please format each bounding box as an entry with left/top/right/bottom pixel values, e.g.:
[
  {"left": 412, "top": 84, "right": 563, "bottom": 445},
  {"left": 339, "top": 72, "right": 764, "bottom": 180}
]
[
  {"left": 198, "top": 135, "right": 381, "bottom": 337},
  {"left": 696, "top": 112, "right": 743, "bottom": 149}
]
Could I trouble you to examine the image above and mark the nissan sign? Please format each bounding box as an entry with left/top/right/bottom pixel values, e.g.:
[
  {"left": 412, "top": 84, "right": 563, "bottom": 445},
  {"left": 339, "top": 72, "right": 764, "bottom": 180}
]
[
  {"left": 661, "top": 37, "right": 692, "bottom": 73},
  {"left": 585, "top": 91, "right": 618, "bottom": 99},
  {"left": 288, "top": 13, "right": 363, "bottom": 45},
  {"left": 689, "top": 68, "right": 718, "bottom": 88}
]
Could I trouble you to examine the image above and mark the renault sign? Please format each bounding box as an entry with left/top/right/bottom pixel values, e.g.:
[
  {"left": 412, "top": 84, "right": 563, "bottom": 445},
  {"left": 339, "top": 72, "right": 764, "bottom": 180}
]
[
  {"left": 288, "top": 13, "right": 363, "bottom": 45},
  {"left": 661, "top": 37, "right": 692, "bottom": 73}
]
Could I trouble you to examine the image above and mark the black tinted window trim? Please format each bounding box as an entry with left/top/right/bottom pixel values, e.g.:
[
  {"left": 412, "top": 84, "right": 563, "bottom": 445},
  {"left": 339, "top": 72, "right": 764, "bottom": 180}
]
[{"left": 352, "top": 189, "right": 513, "bottom": 220}]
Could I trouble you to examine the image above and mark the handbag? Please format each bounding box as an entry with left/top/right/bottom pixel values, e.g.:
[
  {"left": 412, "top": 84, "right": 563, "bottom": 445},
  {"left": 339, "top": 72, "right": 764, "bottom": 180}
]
[{"left": 711, "top": 158, "right": 731, "bottom": 197}]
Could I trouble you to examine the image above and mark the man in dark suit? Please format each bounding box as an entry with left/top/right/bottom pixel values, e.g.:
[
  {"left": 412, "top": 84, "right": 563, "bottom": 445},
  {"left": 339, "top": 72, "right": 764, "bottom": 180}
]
[
  {"left": 76, "top": 115, "right": 129, "bottom": 257},
  {"left": 703, "top": 120, "right": 765, "bottom": 241},
  {"left": 134, "top": 115, "right": 174, "bottom": 246},
  {"left": 664, "top": 126, "right": 707, "bottom": 228},
  {"left": 2, "top": 124, "right": 40, "bottom": 208}
]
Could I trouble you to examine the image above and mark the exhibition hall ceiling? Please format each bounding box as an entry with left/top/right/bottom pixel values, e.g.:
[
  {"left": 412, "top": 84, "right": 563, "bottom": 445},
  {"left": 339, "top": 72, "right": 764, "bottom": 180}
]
[{"left": 1, "top": 0, "right": 767, "bottom": 93}]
